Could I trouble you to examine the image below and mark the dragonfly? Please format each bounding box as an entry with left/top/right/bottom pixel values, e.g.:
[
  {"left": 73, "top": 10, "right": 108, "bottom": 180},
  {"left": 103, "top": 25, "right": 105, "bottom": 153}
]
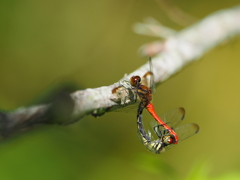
[
  {"left": 129, "top": 58, "right": 179, "bottom": 144},
  {"left": 137, "top": 103, "right": 199, "bottom": 153}
]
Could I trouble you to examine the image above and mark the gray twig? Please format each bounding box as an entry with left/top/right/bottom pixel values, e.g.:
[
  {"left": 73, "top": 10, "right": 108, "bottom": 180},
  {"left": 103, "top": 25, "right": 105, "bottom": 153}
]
[{"left": 1, "top": 6, "right": 240, "bottom": 136}]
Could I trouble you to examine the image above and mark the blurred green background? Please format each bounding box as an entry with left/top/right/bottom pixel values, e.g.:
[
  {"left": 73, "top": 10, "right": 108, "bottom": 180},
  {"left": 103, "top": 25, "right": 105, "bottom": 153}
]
[{"left": 1, "top": 0, "right": 240, "bottom": 179}]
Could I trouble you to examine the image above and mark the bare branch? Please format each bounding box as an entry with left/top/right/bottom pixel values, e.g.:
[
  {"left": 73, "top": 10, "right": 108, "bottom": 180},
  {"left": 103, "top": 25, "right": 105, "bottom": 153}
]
[{"left": 1, "top": 6, "right": 240, "bottom": 136}]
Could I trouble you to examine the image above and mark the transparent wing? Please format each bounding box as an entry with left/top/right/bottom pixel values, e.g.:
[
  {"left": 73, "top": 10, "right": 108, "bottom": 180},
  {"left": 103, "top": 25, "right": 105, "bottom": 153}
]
[
  {"left": 112, "top": 101, "right": 139, "bottom": 114},
  {"left": 159, "top": 123, "right": 199, "bottom": 151},
  {"left": 150, "top": 107, "right": 185, "bottom": 129},
  {"left": 163, "top": 143, "right": 176, "bottom": 151},
  {"left": 141, "top": 58, "right": 156, "bottom": 93},
  {"left": 141, "top": 71, "right": 153, "bottom": 89},
  {"left": 174, "top": 123, "right": 200, "bottom": 142},
  {"left": 149, "top": 57, "right": 156, "bottom": 94}
]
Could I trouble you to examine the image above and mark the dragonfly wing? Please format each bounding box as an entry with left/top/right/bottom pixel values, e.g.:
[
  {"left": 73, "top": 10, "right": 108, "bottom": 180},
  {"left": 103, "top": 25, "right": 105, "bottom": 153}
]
[
  {"left": 150, "top": 107, "right": 185, "bottom": 129},
  {"left": 154, "top": 123, "right": 199, "bottom": 151},
  {"left": 163, "top": 143, "right": 177, "bottom": 151},
  {"left": 174, "top": 123, "right": 200, "bottom": 142},
  {"left": 149, "top": 58, "right": 156, "bottom": 94},
  {"left": 141, "top": 71, "right": 153, "bottom": 89},
  {"left": 141, "top": 59, "right": 156, "bottom": 93},
  {"left": 112, "top": 101, "right": 140, "bottom": 114}
]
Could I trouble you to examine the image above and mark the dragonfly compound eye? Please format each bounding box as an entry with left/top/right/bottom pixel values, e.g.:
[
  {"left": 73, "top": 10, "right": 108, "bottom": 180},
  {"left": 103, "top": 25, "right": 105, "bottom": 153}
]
[{"left": 130, "top": 76, "right": 141, "bottom": 87}]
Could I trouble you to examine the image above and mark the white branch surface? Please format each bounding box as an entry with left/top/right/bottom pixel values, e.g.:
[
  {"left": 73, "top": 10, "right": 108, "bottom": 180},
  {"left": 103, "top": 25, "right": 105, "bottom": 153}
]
[
  {"left": 71, "top": 5, "right": 240, "bottom": 118},
  {"left": 1, "top": 5, "right": 240, "bottom": 134}
]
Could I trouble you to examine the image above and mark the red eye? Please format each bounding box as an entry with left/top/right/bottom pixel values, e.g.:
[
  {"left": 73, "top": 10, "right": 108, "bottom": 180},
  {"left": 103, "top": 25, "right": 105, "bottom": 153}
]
[
  {"left": 167, "top": 137, "right": 174, "bottom": 144},
  {"left": 130, "top": 76, "right": 141, "bottom": 87},
  {"left": 163, "top": 136, "right": 175, "bottom": 145}
]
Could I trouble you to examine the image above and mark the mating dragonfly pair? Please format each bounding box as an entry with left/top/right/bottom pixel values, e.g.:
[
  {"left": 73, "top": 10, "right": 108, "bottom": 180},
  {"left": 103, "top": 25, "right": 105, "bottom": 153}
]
[{"left": 125, "top": 59, "right": 200, "bottom": 154}]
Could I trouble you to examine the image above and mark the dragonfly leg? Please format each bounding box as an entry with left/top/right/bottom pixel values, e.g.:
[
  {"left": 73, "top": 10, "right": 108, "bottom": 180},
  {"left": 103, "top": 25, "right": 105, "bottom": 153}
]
[
  {"left": 153, "top": 124, "right": 171, "bottom": 138},
  {"left": 153, "top": 125, "right": 163, "bottom": 137}
]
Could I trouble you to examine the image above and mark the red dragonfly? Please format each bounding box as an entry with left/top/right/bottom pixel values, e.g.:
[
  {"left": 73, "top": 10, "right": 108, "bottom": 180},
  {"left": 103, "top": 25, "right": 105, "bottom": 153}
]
[
  {"left": 137, "top": 104, "right": 199, "bottom": 153},
  {"left": 129, "top": 58, "right": 179, "bottom": 144}
]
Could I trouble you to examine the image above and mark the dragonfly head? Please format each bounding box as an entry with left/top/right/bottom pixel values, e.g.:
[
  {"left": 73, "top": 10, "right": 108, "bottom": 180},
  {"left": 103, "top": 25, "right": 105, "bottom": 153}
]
[
  {"left": 130, "top": 76, "right": 141, "bottom": 87},
  {"left": 162, "top": 135, "right": 175, "bottom": 145}
]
